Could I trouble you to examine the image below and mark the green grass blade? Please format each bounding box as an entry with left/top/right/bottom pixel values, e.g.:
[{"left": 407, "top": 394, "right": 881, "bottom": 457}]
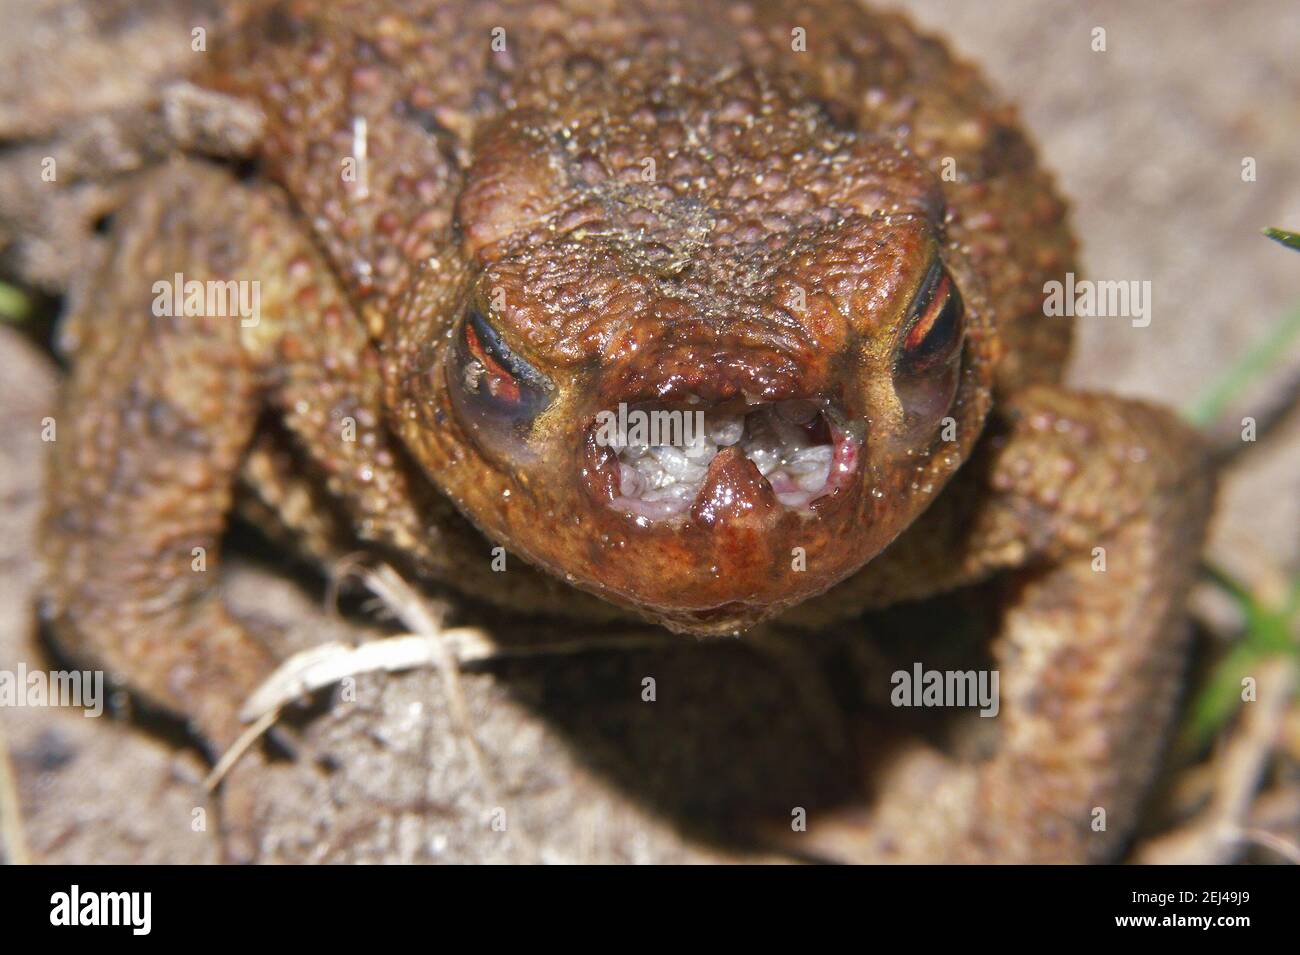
[
  {"left": 0, "top": 282, "right": 30, "bottom": 323},
  {"left": 1264, "top": 227, "right": 1300, "bottom": 251},
  {"left": 1183, "top": 228, "right": 1300, "bottom": 427}
]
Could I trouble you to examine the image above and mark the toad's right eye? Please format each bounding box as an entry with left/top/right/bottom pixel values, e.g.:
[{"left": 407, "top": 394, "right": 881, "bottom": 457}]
[
  {"left": 447, "top": 308, "right": 553, "bottom": 460},
  {"left": 892, "top": 259, "right": 965, "bottom": 425},
  {"left": 897, "top": 260, "right": 964, "bottom": 379}
]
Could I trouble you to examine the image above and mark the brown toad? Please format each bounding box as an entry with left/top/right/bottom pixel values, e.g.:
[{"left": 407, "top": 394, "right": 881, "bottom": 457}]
[{"left": 39, "top": 0, "right": 1213, "bottom": 862}]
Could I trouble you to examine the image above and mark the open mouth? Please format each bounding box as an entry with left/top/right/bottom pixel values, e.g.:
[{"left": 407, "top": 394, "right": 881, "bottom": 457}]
[{"left": 593, "top": 399, "right": 859, "bottom": 521}]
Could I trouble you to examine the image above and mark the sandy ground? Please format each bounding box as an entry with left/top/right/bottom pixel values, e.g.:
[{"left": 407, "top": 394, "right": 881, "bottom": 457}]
[{"left": 0, "top": 0, "right": 1296, "bottom": 863}]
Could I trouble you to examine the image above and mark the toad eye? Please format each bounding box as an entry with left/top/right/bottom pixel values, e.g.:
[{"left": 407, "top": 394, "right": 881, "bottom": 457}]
[
  {"left": 894, "top": 260, "right": 965, "bottom": 422},
  {"left": 898, "top": 260, "right": 964, "bottom": 374},
  {"left": 447, "top": 307, "right": 553, "bottom": 460}
]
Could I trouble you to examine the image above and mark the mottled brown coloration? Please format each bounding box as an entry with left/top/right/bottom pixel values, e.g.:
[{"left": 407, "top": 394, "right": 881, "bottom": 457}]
[{"left": 39, "top": 0, "right": 1212, "bottom": 861}]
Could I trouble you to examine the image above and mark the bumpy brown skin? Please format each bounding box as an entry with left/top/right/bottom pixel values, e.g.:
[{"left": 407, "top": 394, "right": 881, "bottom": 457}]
[{"left": 41, "top": 0, "right": 1212, "bottom": 862}]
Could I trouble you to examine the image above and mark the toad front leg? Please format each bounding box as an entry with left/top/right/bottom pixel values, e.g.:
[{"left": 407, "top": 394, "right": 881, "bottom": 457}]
[
  {"left": 39, "top": 164, "right": 294, "bottom": 860},
  {"left": 802, "top": 386, "right": 1214, "bottom": 863},
  {"left": 45, "top": 164, "right": 259, "bottom": 752},
  {"left": 37, "top": 160, "right": 395, "bottom": 754}
]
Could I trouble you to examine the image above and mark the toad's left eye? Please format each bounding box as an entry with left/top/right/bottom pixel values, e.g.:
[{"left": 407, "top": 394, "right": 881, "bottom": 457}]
[
  {"left": 447, "top": 307, "right": 553, "bottom": 460},
  {"left": 894, "top": 260, "right": 965, "bottom": 422},
  {"left": 897, "top": 260, "right": 964, "bottom": 376}
]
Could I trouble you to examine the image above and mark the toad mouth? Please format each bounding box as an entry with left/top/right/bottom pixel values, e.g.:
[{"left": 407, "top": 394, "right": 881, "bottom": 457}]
[{"left": 587, "top": 398, "right": 860, "bottom": 521}]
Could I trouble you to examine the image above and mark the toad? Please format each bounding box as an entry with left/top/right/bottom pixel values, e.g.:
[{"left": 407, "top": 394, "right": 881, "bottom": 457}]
[{"left": 39, "top": 0, "right": 1213, "bottom": 862}]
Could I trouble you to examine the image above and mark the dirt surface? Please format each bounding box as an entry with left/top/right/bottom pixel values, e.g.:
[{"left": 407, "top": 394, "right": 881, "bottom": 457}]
[{"left": 1, "top": 0, "right": 1297, "bottom": 864}]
